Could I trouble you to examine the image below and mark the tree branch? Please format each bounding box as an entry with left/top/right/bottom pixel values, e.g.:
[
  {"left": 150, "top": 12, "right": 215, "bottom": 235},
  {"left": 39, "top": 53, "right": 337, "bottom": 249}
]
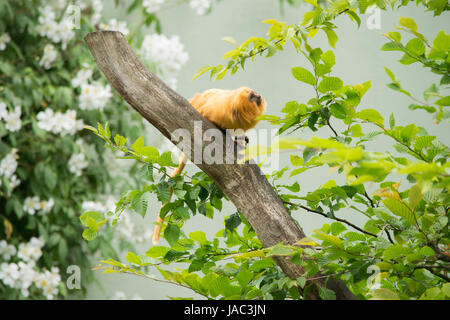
[{"left": 84, "top": 30, "right": 356, "bottom": 300}]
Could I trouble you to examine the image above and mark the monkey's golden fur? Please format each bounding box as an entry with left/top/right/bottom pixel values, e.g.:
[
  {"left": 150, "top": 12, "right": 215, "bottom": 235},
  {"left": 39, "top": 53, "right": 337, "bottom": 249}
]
[{"left": 152, "top": 87, "right": 266, "bottom": 244}]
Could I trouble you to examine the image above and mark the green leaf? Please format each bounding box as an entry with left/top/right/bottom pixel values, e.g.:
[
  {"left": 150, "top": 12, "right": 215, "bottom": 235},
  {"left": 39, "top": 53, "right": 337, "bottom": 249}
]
[
  {"left": 408, "top": 104, "right": 436, "bottom": 113},
  {"left": 164, "top": 224, "right": 180, "bottom": 246},
  {"left": 82, "top": 229, "right": 98, "bottom": 241},
  {"left": 383, "top": 198, "right": 416, "bottom": 225},
  {"left": 225, "top": 213, "right": 241, "bottom": 231},
  {"left": 323, "top": 27, "right": 338, "bottom": 48},
  {"left": 318, "top": 286, "right": 336, "bottom": 300},
  {"left": 370, "top": 288, "right": 399, "bottom": 300},
  {"left": 435, "top": 96, "right": 450, "bottom": 106},
  {"left": 156, "top": 182, "right": 171, "bottom": 203},
  {"left": 146, "top": 246, "right": 170, "bottom": 258},
  {"left": 321, "top": 50, "right": 336, "bottom": 68},
  {"left": 399, "top": 17, "right": 417, "bottom": 32},
  {"left": 80, "top": 211, "right": 105, "bottom": 226},
  {"left": 389, "top": 113, "right": 395, "bottom": 129},
  {"left": 296, "top": 276, "right": 307, "bottom": 288},
  {"left": 330, "top": 222, "right": 346, "bottom": 235},
  {"left": 408, "top": 184, "right": 423, "bottom": 210},
  {"left": 405, "top": 38, "right": 425, "bottom": 56},
  {"left": 381, "top": 42, "right": 403, "bottom": 51},
  {"left": 114, "top": 134, "right": 127, "bottom": 147},
  {"left": 292, "top": 67, "right": 316, "bottom": 85},
  {"left": 189, "top": 231, "right": 207, "bottom": 245},
  {"left": 58, "top": 239, "right": 68, "bottom": 260},
  {"left": 384, "top": 67, "right": 397, "bottom": 83},
  {"left": 126, "top": 251, "right": 142, "bottom": 265},
  {"left": 318, "top": 77, "right": 343, "bottom": 93},
  {"left": 132, "top": 192, "right": 150, "bottom": 218},
  {"left": 330, "top": 103, "right": 347, "bottom": 119},
  {"left": 355, "top": 109, "right": 384, "bottom": 126},
  {"left": 131, "top": 136, "right": 144, "bottom": 154},
  {"left": 192, "top": 65, "right": 214, "bottom": 80},
  {"left": 44, "top": 166, "right": 57, "bottom": 190},
  {"left": 383, "top": 244, "right": 412, "bottom": 260}
]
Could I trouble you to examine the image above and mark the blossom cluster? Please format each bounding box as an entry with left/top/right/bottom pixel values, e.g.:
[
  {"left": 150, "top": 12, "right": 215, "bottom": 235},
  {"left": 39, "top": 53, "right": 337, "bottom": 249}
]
[
  {"left": 143, "top": 0, "right": 165, "bottom": 14},
  {"left": 99, "top": 19, "right": 130, "bottom": 35},
  {"left": 0, "top": 33, "right": 11, "bottom": 51},
  {"left": 79, "top": 82, "right": 113, "bottom": 111},
  {"left": 23, "top": 196, "right": 54, "bottom": 216},
  {"left": 0, "top": 148, "right": 21, "bottom": 193},
  {"left": 190, "top": 0, "right": 211, "bottom": 15},
  {"left": 71, "top": 67, "right": 113, "bottom": 111},
  {"left": 39, "top": 44, "right": 58, "bottom": 70},
  {"left": 141, "top": 34, "right": 189, "bottom": 89},
  {"left": 36, "top": 108, "right": 84, "bottom": 136},
  {"left": 0, "top": 103, "right": 22, "bottom": 132},
  {"left": 0, "top": 238, "right": 61, "bottom": 299},
  {"left": 36, "top": 5, "right": 75, "bottom": 50},
  {"left": 68, "top": 153, "right": 89, "bottom": 177}
]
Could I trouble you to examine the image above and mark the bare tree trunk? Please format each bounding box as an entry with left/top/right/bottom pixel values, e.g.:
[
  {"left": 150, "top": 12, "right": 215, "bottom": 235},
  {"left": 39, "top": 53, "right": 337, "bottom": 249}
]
[{"left": 84, "top": 31, "right": 357, "bottom": 300}]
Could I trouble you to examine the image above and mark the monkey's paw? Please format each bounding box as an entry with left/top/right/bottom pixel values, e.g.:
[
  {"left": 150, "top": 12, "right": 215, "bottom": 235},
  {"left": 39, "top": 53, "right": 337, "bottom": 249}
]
[{"left": 234, "top": 135, "right": 249, "bottom": 149}]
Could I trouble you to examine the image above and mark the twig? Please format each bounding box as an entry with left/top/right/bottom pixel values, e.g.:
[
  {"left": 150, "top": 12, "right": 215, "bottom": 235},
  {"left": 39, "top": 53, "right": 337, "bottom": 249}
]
[{"left": 285, "top": 201, "right": 378, "bottom": 238}]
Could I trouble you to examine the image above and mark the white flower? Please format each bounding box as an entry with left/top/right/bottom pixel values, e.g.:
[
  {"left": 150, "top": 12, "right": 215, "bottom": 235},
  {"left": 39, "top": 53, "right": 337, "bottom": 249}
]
[
  {"left": 34, "top": 267, "right": 61, "bottom": 299},
  {"left": 24, "top": 196, "right": 42, "bottom": 215},
  {"left": 17, "top": 237, "right": 44, "bottom": 262},
  {"left": 143, "top": 0, "right": 165, "bottom": 14},
  {"left": 36, "top": 108, "right": 84, "bottom": 136},
  {"left": 81, "top": 200, "right": 107, "bottom": 212},
  {"left": 16, "top": 261, "right": 36, "bottom": 297},
  {"left": 0, "top": 262, "right": 20, "bottom": 287},
  {"left": 141, "top": 34, "right": 189, "bottom": 90},
  {"left": 36, "top": 108, "right": 56, "bottom": 131},
  {"left": 39, "top": 198, "right": 54, "bottom": 214},
  {"left": 99, "top": 19, "right": 130, "bottom": 35},
  {"left": 36, "top": 5, "right": 75, "bottom": 49},
  {"left": 115, "top": 212, "right": 153, "bottom": 244},
  {"left": 0, "top": 148, "right": 19, "bottom": 179},
  {"left": 0, "top": 102, "right": 8, "bottom": 119},
  {"left": 89, "top": 0, "right": 103, "bottom": 25},
  {"left": 71, "top": 69, "right": 93, "bottom": 88},
  {"left": 58, "top": 17, "right": 76, "bottom": 50},
  {"left": 190, "top": 0, "right": 211, "bottom": 15},
  {"left": 79, "top": 82, "right": 112, "bottom": 111},
  {"left": 39, "top": 44, "right": 58, "bottom": 70},
  {"left": 9, "top": 174, "right": 21, "bottom": 190},
  {"left": 0, "top": 241, "right": 17, "bottom": 261},
  {"left": 68, "top": 153, "right": 88, "bottom": 176},
  {"left": 0, "top": 33, "right": 11, "bottom": 51},
  {"left": 4, "top": 106, "right": 22, "bottom": 132}
]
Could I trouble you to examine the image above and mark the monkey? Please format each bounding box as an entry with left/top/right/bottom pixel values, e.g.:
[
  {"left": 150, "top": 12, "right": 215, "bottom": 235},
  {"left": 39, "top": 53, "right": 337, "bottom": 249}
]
[{"left": 152, "top": 86, "right": 266, "bottom": 245}]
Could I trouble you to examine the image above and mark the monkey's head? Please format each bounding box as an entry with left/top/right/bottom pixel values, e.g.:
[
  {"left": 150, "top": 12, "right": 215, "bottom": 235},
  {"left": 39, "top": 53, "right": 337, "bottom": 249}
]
[{"left": 232, "top": 87, "right": 266, "bottom": 130}]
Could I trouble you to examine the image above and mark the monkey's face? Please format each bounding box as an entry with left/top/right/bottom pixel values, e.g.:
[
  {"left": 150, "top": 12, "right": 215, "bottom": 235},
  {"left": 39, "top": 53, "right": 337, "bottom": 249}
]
[{"left": 236, "top": 87, "right": 266, "bottom": 112}]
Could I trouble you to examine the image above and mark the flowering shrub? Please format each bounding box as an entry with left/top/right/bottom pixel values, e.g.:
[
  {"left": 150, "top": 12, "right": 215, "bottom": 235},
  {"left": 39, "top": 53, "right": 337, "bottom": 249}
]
[{"left": 0, "top": 0, "right": 193, "bottom": 299}]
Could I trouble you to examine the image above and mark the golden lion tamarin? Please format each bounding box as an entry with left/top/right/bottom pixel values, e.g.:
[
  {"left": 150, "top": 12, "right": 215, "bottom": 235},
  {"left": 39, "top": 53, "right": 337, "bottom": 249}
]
[{"left": 152, "top": 86, "right": 266, "bottom": 245}]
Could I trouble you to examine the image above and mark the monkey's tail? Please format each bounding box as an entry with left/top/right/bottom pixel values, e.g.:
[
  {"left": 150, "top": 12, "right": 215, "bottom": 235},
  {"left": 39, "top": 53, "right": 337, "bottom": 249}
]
[{"left": 152, "top": 152, "right": 187, "bottom": 245}]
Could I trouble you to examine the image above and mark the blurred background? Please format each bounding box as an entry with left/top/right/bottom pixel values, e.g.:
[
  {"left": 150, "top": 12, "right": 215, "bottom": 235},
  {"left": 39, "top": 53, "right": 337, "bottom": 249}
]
[{"left": 0, "top": 0, "right": 447, "bottom": 300}]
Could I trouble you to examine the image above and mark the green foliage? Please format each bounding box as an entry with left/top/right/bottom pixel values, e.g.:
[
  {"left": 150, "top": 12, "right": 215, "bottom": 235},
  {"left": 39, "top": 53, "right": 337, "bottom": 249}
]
[{"left": 88, "top": 1, "right": 449, "bottom": 300}]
